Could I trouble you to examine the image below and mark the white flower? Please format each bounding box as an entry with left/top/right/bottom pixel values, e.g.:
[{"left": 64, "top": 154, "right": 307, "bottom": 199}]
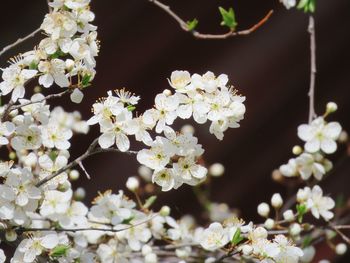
[
  {"left": 97, "top": 238, "right": 130, "bottom": 263},
  {"left": 0, "top": 65, "right": 37, "bottom": 101},
  {"left": 152, "top": 168, "right": 176, "bottom": 191},
  {"left": 306, "top": 185, "right": 335, "bottom": 221},
  {"left": 58, "top": 201, "right": 88, "bottom": 228},
  {"left": 272, "top": 235, "right": 303, "bottom": 263},
  {"left": 137, "top": 136, "right": 176, "bottom": 170},
  {"left": 97, "top": 109, "right": 132, "bottom": 152},
  {"left": 41, "top": 12, "right": 78, "bottom": 40},
  {"left": 173, "top": 156, "right": 207, "bottom": 182},
  {"left": 298, "top": 117, "right": 342, "bottom": 154},
  {"left": 38, "top": 59, "right": 70, "bottom": 88},
  {"left": 295, "top": 153, "right": 325, "bottom": 180},
  {"left": 199, "top": 222, "right": 229, "bottom": 251},
  {"left": 17, "top": 233, "right": 59, "bottom": 263},
  {"left": 115, "top": 88, "right": 140, "bottom": 105},
  {"left": 41, "top": 123, "right": 73, "bottom": 150},
  {"left": 87, "top": 93, "right": 124, "bottom": 125},
  {"left": 168, "top": 70, "right": 191, "bottom": 92},
  {"left": 143, "top": 93, "right": 179, "bottom": 133},
  {"left": 0, "top": 121, "right": 15, "bottom": 145},
  {"left": 11, "top": 123, "right": 42, "bottom": 151},
  {"left": 40, "top": 190, "right": 72, "bottom": 218}
]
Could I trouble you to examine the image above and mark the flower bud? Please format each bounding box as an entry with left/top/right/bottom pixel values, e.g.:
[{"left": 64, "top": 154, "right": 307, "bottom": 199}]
[
  {"left": 292, "top": 145, "right": 303, "bottom": 155},
  {"left": 138, "top": 165, "right": 152, "bottom": 181},
  {"left": 69, "top": 169, "right": 80, "bottom": 181},
  {"left": 283, "top": 209, "right": 295, "bottom": 222},
  {"left": 74, "top": 187, "right": 86, "bottom": 200},
  {"left": 34, "top": 85, "right": 42, "bottom": 93},
  {"left": 290, "top": 223, "right": 301, "bottom": 236},
  {"left": 335, "top": 243, "right": 347, "bottom": 255},
  {"left": 209, "top": 163, "right": 225, "bottom": 177},
  {"left": 297, "top": 188, "right": 310, "bottom": 203},
  {"left": 338, "top": 131, "right": 348, "bottom": 143},
  {"left": 300, "top": 246, "right": 315, "bottom": 262},
  {"left": 253, "top": 227, "right": 268, "bottom": 239},
  {"left": 181, "top": 124, "right": 195, "bottom": 135},
  {"left": 257, "top": 202, "right": 270, "bottom": 217},
  {"left": 160, "top": 206, "right": 171, "bottom": 217},
  {"left": 264, "top": 218, "right": 275, "bottom": 229},
  {"left": 271, "top": 193, "right": 283, "bottom": 208},
  {"left": 241, "top": 244, "right": 253, "bottom": 255},
  {"left": 162, "top": 89, "right": 172, "bottom": 96},
  {"left": 326, "top": 102, "right": 337, "bottom": 113},
  {"left": 272, "top": 169, "right": 283, "bottom": 182},
  {"left": 9, "top": 152, "right": 16, "bottom": 160},
  {"left": 5, "top": 229, "right": 17, "bottom": 242},
  {"left": 126, "top": 177, "right": 139, "bottom": 192}
]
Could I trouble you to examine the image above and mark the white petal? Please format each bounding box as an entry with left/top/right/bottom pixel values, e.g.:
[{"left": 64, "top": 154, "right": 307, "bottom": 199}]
[
  {"left": 320, "top": 138, "right": 337, "bottom": 154},
  {"left": 304, "top": 139, "right": 320, "bottom": 153},
  {"left": 115, "top": 133, "right": 130, "bottom": 152},
  {"left": 98, "top": 132, "right": 115, "bottom": 149},
  {"left": 70, "top": 88, "right": 84, "bottom": 104}
]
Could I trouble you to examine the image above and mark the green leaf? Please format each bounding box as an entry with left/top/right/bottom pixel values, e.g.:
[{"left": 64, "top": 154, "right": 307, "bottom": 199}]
[
  {"left": 127, "top": 105, "right": 136, "bottom": 111},
  {"left": 219, "top": 6, "right": 237, "bottom": 30},
  {"left": 50, "top": 245, "right": 70, "bottom": 258},
  {"left": 81, "top": 74, "right": 92, "bottom": 87},
  {"left": 49, "top": 49, "right": 67, "bottom": 59},
  {"left": 297, "top": 0, "right": 316, "bottom": 13},
  {"left": 29, "top": 61, "right": 38, "bottom": 70},
  {"left": 186, "top": 18, "right": 199, "bottom": 31},
  {"left": 302, "top": 235, "right": 312, "bottom": 248},
  {"left": 297, "top": 204, "right": 307, "bottom": 223},
  {"left": 121, "top": 216, "right": 134, "bottom": 225},
  {"left": 231, "top": 228, "right": 244, "bottom": 245},
  {"left": 143, "top": 195, "right": 157, "bottom": 209}
]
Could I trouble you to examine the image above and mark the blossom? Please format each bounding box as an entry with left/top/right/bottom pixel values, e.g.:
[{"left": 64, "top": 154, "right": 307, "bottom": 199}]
[
  {"left": 0, "top": 121, "right": 15, "bottom": 145},
  {"left": 152, "top": 168, "right": 176, "bottom": 191},
  {"left": 298, "top": 117, "right": 342, "bottom": 154},
  {"left": 38, "top": 59, "right": 70, "bottom": 88},
  {"left": 173, "top": 156, "right": 207, "bottom": 182},
  {"left": 199, "top": 222, "right": 229, "bottom": 251},
  {"left": 0, "top": 65, "right": 37, "bottom": 101},
  {"left": 295, "top": 153, "right": 325, "bottom": 180},
  {"left": 11, "top": 123, "right": 42, "bottom": 151},
  {"left": 168, "top": 70, "right": 191, "bottom": 92},
  {"left": 97, "top": 238, "right": 130, "bottom": 263},
  {"left": 41, "top": 11, "right": 78, "bottom": 40},
  {"left": 272, "top": 235, "right": 303, "bottom": 263},
  {"left": 306, "top": 185, "right": 335, "bottom": 221},
  {"left": 41, "top": 123, "right": 73, "bottom": 150}
]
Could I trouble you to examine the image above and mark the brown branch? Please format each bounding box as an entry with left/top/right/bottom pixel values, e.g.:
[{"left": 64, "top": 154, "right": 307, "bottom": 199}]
[
  {"left": 36, "top": 138, "right": 137, "bottom": 187},
  {"left": 9, "top": 90, "right": 71, "bottom": 112},
  {"left": 0, "top": 28, "right": 41, "bottom": 58},
  {"left": 148, "top": 0, "right": 273, "bottom": 40},
  {"left": 308, "top": 16, "right": 317, "bottom": 123}
]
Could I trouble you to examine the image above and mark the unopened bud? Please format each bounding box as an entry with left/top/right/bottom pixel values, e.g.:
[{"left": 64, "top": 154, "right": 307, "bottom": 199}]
[
  {"left": 181, "top": 124, "right": 195, "bottom": 135},
  {"left": 74, "top": 187, "right": 86, "bottom": 200},
  {"left": 326, "top": 102, "right": 338, "bottom": 114},
  {"left": 338, "top": 131, "right": 348, "bottom": 143},
  {"left": 159, "top": 206, "right": 170, "bottom": 217},
  {"left": 9, "top": 152, "right": 16, "bottom": 160},
  {"left": 5, "top": 229, "right": 17, "bottom": 242},
  {"left": 271, "top": 193, "right": 283, "bottom": 208},
  {"left": 69, "top": 170, "right": 80, "bottom": 181},
  {"left": 283, "top": 209, "right": 295, "bottom": 222},
  {"left": 264, "top": 218, "right": 275, "bottom": 229},
  {"left": 292, "top": 145, "right": 303, "bottom": 155},
  {"left": 257, "top": 202, "right": 270, "bottom": 217},
  {"left": 272, "top": 169, "right": 283, "bottom": 182},
  {"left": 209, "top": 163, "right": 225, "bottom": 177},
  {"left": 162, "top": 89, "right": 172, "bottom": 96},
  {"left": 126, "top": 177, "right": 139, "bottom": 191},
  {"left": 335, "top": 243, "right": 347, "bottom": 255},
  {"left": 290, "top": 223, "right": 301, "bottom": 236},
  {"left": 33, "top": 85, "right": 42, "bottom": 93},
  {"left": 241, "top": 244, "right": 253, "bottom": 255}
]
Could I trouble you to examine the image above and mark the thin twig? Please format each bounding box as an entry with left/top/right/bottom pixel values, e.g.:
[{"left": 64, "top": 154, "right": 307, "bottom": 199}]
[
  {"left": 308, "top": 16, "right": 317, "bottom": 123},
  {"left": 332, "top": 227, "right": 350, "bottom": 245},
  {"left": 36, "top": 139, "right": 137, "bottom": 187},
  {"left": 9, "top": 90, "right": 71, "bottom": 111},
  {"left": 0, "top": 28, "right": 41, "bottom": 58},
  {"left": 148, "top": 0, "right": 273, "bottom": 40}
]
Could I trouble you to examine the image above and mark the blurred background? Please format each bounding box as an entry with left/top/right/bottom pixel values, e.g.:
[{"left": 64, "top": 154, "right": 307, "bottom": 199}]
[{"left": 1, "top": 0, "right": 350, "bottom": 261}]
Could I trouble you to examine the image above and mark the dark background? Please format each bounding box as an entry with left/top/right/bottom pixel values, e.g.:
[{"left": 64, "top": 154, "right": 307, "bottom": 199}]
[{"left": 1, "top": 0, "right": 350, "bottom": 262}]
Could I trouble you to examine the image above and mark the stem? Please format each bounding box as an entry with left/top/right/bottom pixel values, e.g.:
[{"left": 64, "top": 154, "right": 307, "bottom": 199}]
[
  {"left": 308, "top": 15, "right": 317, "bottom": 123},
  {"left": 0, "top": 28, "right": 41, "bottom": 57},
  {"left": 148, "top": 0, "right": 273, "bottom": 40},
  {"left": 36, "top": 139, "right": 137, "bottom": 187}
]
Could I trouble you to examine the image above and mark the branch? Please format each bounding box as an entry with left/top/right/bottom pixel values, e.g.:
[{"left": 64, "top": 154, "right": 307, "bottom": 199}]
[
  {"left": 9, "top": 90, "right": 71, "bottom": 111},
  {"left": 0, "top": 28, "right": 41, "bottom": 58},
  {"left": 36, "top": 139, "right": 137, "bottom": 187},
  {"left": 16, "top": 214, "right": 158, "bottom": 233},
  {"left": 148, "top": 0, "right": 273, "bottom": 40},
  {"left": 308, "top": 16, "right": 317, "bottom": 123}
]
